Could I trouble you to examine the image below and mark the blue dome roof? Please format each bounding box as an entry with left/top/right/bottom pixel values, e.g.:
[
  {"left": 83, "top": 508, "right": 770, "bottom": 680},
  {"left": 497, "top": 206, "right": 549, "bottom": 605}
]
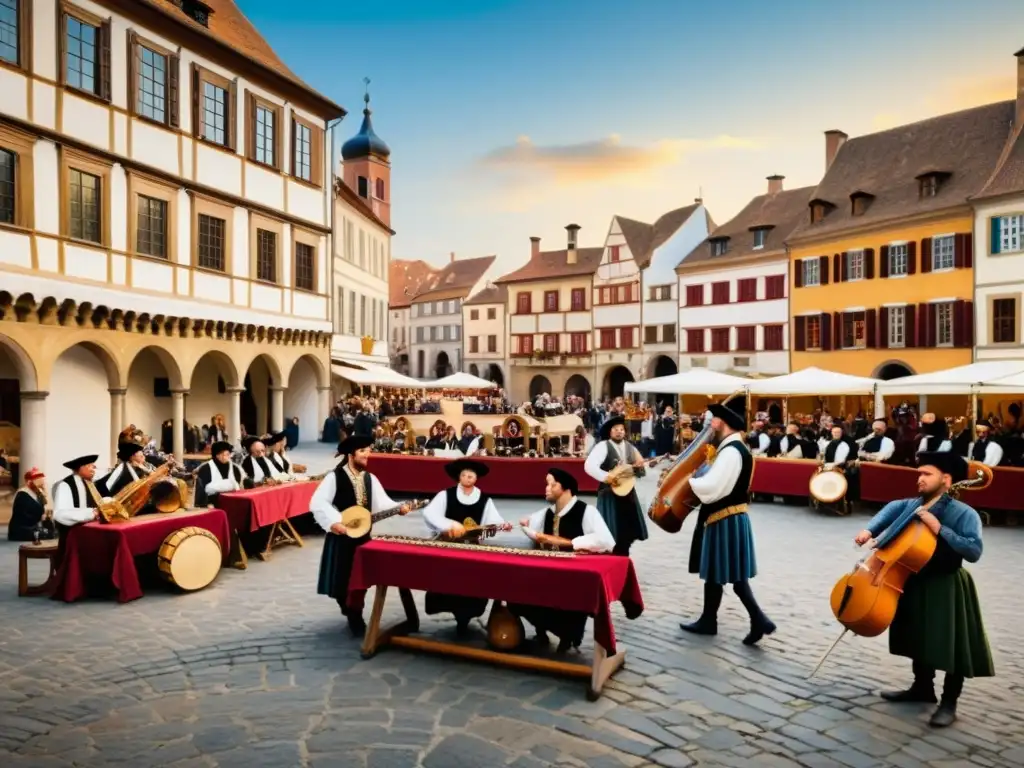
[{"left": 342, "top": 93, "right": 390, "bottom": 161}]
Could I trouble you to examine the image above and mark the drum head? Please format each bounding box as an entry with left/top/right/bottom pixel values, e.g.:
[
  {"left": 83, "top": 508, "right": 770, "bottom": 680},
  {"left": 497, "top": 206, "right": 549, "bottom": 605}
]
[
  {"left": 167, "top": 530, "right": 222, "bottom": 591},
  {"left": 810, "top": 471, "right": 847, "bottom": 503},
  {"left": 340, "top": 506, "right": 372, "bottom": 538}
]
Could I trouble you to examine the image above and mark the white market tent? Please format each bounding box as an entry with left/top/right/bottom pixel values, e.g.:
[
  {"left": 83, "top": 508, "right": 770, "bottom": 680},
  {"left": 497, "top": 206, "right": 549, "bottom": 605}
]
[
  {"left": 428, "top": 372, "right": 496, "bottom": 390},
  {"left": 624, "top": 368, "right": 749, "bottom": 395},
  {"left": 331, "top": 363, "right": 426, "bottom": 388},
  {"left": 976, "top": 366, "right": 1024, "bottom": 394},
  {"left": 747, "top": 366, "right": 879, "bottom": 396},
  {"left": 876, "top": 361, "right": 1024, "bottom": 396}
]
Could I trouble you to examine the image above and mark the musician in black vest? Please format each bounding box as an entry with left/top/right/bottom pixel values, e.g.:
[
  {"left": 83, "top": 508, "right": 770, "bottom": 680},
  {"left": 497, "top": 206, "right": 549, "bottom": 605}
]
[
  {"left": 421, "top": 458, "right": 512, "bottom": 634},
  {"left": 265, "top": 431, "right": 294, "bottom": 475},
  {"left": 311, "top": 436, "right": 413, "bottom": 637},
  {"left": 194, "top": 441, "right": 249, "bottom": 507},
  {"left": 583, "top": 415, "right": 649, "bottom": 556},
  {"left": 823, "top": 424, "right": 861, "bottom": 503},
  {"left": 967, "top": 420, "right": 1003, "bottom": 467},
  {"left": 241, "top": 436, "right": 285, "bottom": 484},
  {"left": 52, "top": 454, "right": 104, "bottom": 527},
  {"left": 776, "top": 422, "right": 806, "bottom": 459},
  {"left": 8, "top": 467, "right": 53, "bottom": 542},
  {"left": 764, "top": 423, "right": 784, "bottom": 457},
  {"left": 680, "top": 396, "right": 776, "bottom": 645},
  {"left": 746, "top": 420, "right": 770, "bottom": 456},
  {"left": 917, "top": 413, "right": 953, "bottom": 454},
  {"left": 98, "top": 442, "right": 153, "bottom": 497},
  {"left": 510, "top": 468, "right": 616, "bottom": 652},
  {"left": 857, "top": 419, "right": 895, "bottom": 463}
]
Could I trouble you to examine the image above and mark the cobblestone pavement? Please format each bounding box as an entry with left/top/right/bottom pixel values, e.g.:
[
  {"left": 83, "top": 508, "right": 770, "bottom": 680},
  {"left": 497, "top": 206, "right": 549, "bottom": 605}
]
[{"left": 1, "top": 445, "right": 1022, "bottom": 767}]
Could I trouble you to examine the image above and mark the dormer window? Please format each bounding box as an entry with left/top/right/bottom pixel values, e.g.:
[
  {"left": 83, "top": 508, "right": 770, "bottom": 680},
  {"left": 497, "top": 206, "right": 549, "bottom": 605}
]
[
  {"left": 850, "top": 191, "right": 874, "bottom": 217},
  {"left": 809, "top": 199, "right": 834, "bottom": 224},
  {"left": 177, "top": 0, "right": 212, "bottom": 27},
  {"left": 750, "top": 226, "right": 773, "bottom": 250},
  {"left": 915, "top": 171, "right": 949, "bottom": 198},
  {"left": 710, "top": 238, "right": 728, "bottom": 257}
]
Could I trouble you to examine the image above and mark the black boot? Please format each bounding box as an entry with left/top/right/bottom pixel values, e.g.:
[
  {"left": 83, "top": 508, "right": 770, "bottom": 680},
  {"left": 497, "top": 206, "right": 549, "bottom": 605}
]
[
  {"left": 347, "top": 612, "right": 367, "bottom": 638},
  {"left": 455, "top": 615, "right": 471, "bottom": 638},
  {"left": 680, "top": 582, "right": 723, "bottom": 635},
  {"left": 881, "top": 661, "right": 937, "bottom": 703},
  {"left": 930, "top": 674, "right": 963, "bottom": 727},
  {"left": 733, "top": 580, "right": 776, "bottom": 646}
]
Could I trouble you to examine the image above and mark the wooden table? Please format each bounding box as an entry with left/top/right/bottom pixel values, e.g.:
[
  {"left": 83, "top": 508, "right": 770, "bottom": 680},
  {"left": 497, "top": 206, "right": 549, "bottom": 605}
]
[{"left": 18, "top": 539, "right": 59, "bottom": 597}]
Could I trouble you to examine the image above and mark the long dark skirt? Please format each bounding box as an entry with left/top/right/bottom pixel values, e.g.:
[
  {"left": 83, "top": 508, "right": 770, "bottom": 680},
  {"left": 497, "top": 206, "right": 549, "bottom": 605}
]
[
  {"left": 699, "top": 513, "right": 757, "bottom": 585},
  {"left": 425, "top": 592, "right": 489, "bottom": 622},
  {"left": 889, "top": 568, "right": 995, "bottom": 677},
  {"left": 596, "top": 488, "right": 649, "bottom": 549},
  {"left": 317, "top": 532, "right": 370, "bottom": 613},
  {"left": 508, "top": 603, "right": 588, "bottom": 643},
  {"left": 688, "top": 508, "right": 712, "bottom": 573}
]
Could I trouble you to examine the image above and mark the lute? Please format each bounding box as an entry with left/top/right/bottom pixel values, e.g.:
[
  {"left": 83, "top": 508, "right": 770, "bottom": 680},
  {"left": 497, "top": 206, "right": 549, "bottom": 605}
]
[{"left": 339, "top": 499, "right": 428, "bottom": 538}]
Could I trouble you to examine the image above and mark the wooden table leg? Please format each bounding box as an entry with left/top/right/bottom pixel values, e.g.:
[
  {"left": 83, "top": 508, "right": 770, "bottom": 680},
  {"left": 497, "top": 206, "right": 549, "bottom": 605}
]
[
  {"left": 360, "top": 586, "right": 420, "bottom": 659},
  {"left": 229, "top": 529, "right": 249, "bottom": 570},
  {"left": 587, "top": 642, "right": 626, "bottom": 701},
  {"left": 18, "top": 553, "right": 28, "bottom": 597},
  {"left": 258, "top": 519, "right": 305, "bottom": 561},
  {"left": 360, "top": 585, "right": 389, "bottom": 658}
]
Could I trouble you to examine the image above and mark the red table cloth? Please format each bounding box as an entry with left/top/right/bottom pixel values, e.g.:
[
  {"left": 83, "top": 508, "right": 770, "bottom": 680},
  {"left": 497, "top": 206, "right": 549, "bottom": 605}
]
[
  {"left": 52, "top": 508, "right": 231, "bottom": 603},
  {"left": 217, "top": 481, "right": 318, "bottom": 533},
  {"left": 368, "top": 455, "right": 598, "bottom": 497},
  {"left": 751, "top": 457, "right": 819, "bottom": 496},
  {"left": 348, "top": 539, "right": 644, "bottom": 654}
]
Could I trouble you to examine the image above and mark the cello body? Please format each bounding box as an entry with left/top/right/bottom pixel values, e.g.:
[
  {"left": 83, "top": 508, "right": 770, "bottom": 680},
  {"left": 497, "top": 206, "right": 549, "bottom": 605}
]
[
  {"left": 647, "top": 421, "right": 715, "bottom": 533},
  {"left": 829, "top": 519, "right": 937, "bottom": 637}
]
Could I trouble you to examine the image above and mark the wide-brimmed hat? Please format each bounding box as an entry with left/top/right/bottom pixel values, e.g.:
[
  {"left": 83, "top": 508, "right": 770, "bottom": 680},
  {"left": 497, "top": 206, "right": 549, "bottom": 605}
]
[
  {"left": 211, "top": 441, "right": 233, "bottom": 456},
  {"left": 336, "top": 435, "right": 374, "bottom": 457},
  {"left": 917, "top": 451, "right": 968, "bottom": 483},
  {"left": 117, "top": 441, "right": 145, "bottom": 462},
  {"left": 547, "top": 467, "right": 579, "bottom": 496},
  {"left": 708, "top": 393, "right": 747, "bottom": 432},
  {"left": 63, "top": 454, "right": 99, "bottom": 471},
  {"left": 444, "top": 458, "right": 490, "bottom": 481},
  {"left": 600, "top": 415, "right": 626, "bottom": 441}
]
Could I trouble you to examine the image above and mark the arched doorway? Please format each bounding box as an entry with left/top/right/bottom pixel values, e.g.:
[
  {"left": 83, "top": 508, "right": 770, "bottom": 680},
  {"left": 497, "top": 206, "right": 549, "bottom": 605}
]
[
  {"left": 416, "top": 349, "right": 425, "bottom": 379},
  {"left": 242, "top": 354, "right": 281, "bottom": 437},
  {"left": 125, "top": 346, "right": 185, "bottom": 453},
  {"left": 284, "top": 355, "right": 322, "bottom": 446},
  {"left": 487, "top": 364, "right": 504, "bottom": 388},
  {"left": 564, "top": 374, "right": 591, "bottom": 402},
  {"left": 398, "top": 353, "right": 409, "bottom": 375},
  {"left": 529, "top": 375, "right": 552, "bottom": 399},
  {"left": 469, "top": 363, "right": 479, "bottom": 377},
  {"left": 435, "top": 351, "right": 450, "bottom": 379},
  {"left": 188, "top": 350, "right": 240, "bottom": 445},
  {"left": 874, "top": 361, "right": 914, "bottom": 380},
  {"left": 602, "top": 365, "right": 634, "bottom": 398},
  {"left": 648, "top": 355, "right": 677, "bottom": 379}
]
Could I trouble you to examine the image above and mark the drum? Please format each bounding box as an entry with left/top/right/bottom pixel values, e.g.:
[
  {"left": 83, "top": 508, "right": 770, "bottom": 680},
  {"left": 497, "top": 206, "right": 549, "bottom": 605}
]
[
  {"left": 157, "top": 526, "right": 223, "bottom": 591},
  {"left": 809, "top": 469, "right": 847, "bottom": 504}
]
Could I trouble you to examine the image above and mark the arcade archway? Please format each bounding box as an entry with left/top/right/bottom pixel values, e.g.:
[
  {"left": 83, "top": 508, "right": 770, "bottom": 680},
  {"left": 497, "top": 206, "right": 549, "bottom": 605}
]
[
  {"left": 564, "top": 374, "right": 591, "bottom": 402},
  {"left": 529, "top": 375, "right": 552, "bottom": 399},
  {"left": 435, "top": 351, "right": 450, "bottom": 379},
  {"left": 648, "top": 355, "right": 677, "bottom": 379},
  {"left": 874, "top": 361, "right": 915, "bottom": 380},
  {"left": 602, "top": 365, "right": 634, "bottom": 398},
  {"left": 487, "top": 364, "right": 504, "bottom": 388}
]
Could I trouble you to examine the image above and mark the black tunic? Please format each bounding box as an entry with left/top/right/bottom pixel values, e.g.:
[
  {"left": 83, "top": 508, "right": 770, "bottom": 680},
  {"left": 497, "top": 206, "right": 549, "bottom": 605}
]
[
  {"left": 316, "top": 469, "right": 373, "bottom": 614},
  {"left": 268, "top": 452, "right": 291, "bottom": 473},
  {"left": 424, "top": 487, "right": 493, "bottom": 621},
  {"left": 241, "top": 455, "right": 276, "bottom": 483},
  {"left": 596, "top": 440, "right": 648, "bottom": 551},
  {"left": 8, "top": 489, "right": 52, "bottom": 541},
  {"left": 194, "top": 460, "right": 245, "bottom": 507}
]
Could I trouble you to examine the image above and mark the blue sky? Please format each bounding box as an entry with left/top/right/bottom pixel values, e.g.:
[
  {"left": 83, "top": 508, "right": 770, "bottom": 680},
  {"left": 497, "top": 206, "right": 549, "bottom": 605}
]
[{"left": 239, "top": 0, "right": 1024, "bottom": 277}]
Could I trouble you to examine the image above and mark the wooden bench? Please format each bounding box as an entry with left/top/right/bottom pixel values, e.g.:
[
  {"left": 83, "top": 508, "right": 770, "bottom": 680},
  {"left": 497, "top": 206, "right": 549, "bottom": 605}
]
[{"left": 18, "top": 539, "right": 59, "bottom": 597}]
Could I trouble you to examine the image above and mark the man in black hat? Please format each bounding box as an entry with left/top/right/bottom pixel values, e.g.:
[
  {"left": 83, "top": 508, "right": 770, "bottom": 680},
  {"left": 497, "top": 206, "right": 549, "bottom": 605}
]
[
  {"left": 194, "top": 441, "right": 249, "bottom": 508},
  {"left": 966, "top": 421, "right": 1003, "bottom": 467},
  {"left": 917, "top": 413, "right": 952, "bottom": 454},
  {"left": 854, "top": 451, "right": 993, "bottom": 728},
  {"left": 421, "top": 458, "right": 512, "bottom": 634},
  {"left": 511, "top": 467, "right": 616, "bottom": 652},
  {"left": 265, "top": 430, "right": 298, "bottom": 476},
  {"left": 97, "top": 441, "right": 154, "bottom": 498},
  {"left": 52, "top": 454, "right": 105, "bottom": 527},
  {"left": 583, "top": 414, "right": 649, "bottom": 556},
  {"left": 241, "top": 436, "right": 285, "bottom": 484},
  {"left": 680, "top": 395, "right": 776, "bottom": 646},
  {"left": 311, "top": 435, "right": 413, "bottom": 637}
]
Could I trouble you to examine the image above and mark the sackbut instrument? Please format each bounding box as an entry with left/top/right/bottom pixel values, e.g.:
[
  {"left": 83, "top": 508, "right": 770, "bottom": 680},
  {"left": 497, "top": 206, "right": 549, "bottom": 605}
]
[
  {"left": 90, "top": 463, "right": 186, "bottom": 523},
  {"left": 157, "top": 526, "right": 223, "bottom": 591},
  {"left": 339, "top": 499, "right": 429, "bottom": 538}
]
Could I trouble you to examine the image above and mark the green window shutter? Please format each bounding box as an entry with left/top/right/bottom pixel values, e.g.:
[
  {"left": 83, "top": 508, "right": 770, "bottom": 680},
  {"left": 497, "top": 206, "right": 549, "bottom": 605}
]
[{"left": 990, "top": 217, "right": 1001, "bottom": 255}]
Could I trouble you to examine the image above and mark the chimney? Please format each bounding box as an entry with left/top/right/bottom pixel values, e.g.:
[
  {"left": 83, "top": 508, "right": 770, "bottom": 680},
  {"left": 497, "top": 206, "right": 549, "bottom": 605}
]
[
  {"left": 694, "top": 197, "right": 703, "bottom": 204},
  {"left": 824, "top": 130, "right": 848, "bottom": 171},
  {"left": 767, "top": 174, "right": 784, "bottom": 195},
  {"left": 565, "top": 224, "right": 580, "bottom": 265},
  {"left": 530, "top": 236, "right": 541, "bottom": 261},
  {"left": 449, "top": 251, "right": 456, "bottom": 263},
  {"left": 1016, "top": 47, "right": 1024, "bottom": 129}
]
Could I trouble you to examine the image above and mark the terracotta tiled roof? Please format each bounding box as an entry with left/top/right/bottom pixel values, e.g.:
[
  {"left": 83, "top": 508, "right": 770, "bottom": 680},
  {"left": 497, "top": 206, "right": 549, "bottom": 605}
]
[
  {"left": 389, "top": 260, "right": 439, "bottom": 308},
  {"left": 789, "top": 101, "right": 1016, "bottom": 241},
  {"left": 464, "top": 283, "right": 508, "bottom": 306},
  {"left": 142, "top": 0, "right": 343, "bottom": 115},
  {"left": 411, "top": 256, "right": 496, "bottom": 303},
  {"left": 617, "top": 203, "right": 705, "bottom": 269},
  {"left": 494, "top": 247, "right": 603, "bottom": 284},
  {"left": 975, "top": 120, "right": 1024, "bottom": 200},
  {"left": 677, "top": 186, "right": 815, "bottom": 270}
]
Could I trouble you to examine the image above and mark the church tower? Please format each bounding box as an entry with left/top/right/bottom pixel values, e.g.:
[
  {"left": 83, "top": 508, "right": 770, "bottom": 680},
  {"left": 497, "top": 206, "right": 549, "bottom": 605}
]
[{"left": 341, "top": 81, "right": 392, "bottom": 227}]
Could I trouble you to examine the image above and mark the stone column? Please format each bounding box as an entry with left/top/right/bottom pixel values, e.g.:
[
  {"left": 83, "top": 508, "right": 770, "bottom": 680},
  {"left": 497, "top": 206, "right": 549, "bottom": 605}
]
[
  {"left": 270, "top": 386, "right": 286, "bottom": 433},
  {"left": 226, "top": 387, "right": 244, "bottom": 449},
  {"left": 18, "top": 391, "right": 48, "bottom": 480},
  {"left": 170, "top": 389, "right": 187, "bottom": 461},
  {"left": 317, "top": 386, "right": 332, "bottom": 438},
  {"left": 109, "top": 388, "right": 127, "bottom": 466}
]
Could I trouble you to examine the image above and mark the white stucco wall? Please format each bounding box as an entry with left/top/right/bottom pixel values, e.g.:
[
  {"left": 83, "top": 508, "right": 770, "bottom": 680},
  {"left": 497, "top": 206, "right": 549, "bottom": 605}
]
[{"left": 973, "top": 197, "right": 1024, "bottom": 360}]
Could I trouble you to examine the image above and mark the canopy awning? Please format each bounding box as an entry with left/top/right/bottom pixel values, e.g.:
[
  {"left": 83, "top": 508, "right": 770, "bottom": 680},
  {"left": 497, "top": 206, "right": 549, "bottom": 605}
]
[
  {"left": 747, "top": 367, "right": 879, "bottom": 396},
  {"left": 624, "top": 368, "right": 749, "bottom": 396},
  {"left": 331, "top": 363, "right": 425, "bottom": 388},
  {"left": 427, "top": 372, "right": 497, "bottom": 390},
  {"left": 975, "top": 365, "right": 1024, "bottom": 394},
  {"left": 877, "top": 361, "right": 1024, "bottom": 396}
]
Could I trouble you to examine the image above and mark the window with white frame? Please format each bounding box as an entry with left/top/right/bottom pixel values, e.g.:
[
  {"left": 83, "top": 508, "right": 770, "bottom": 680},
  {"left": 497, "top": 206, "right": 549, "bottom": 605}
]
[
  {"left": 889, "top": 243, "right": 908, "bottom": 276},
  {"left": 802, "top": 258, "right": 820, "bottom": 286},
  {"left": 936, "top": 302, "right": 953, "bottom": 346},
  {"left": 932, "top": 235, "right": 955, "bottom": 270},
  {"left": 995, "top": 214, "right": 1024, "bottom": 254},
  {"left": 752, "top": 229, "right": 767, "bottom": 249},
  {"left": 888, "top": 306, "right": 905, "bottom": 347},
  {"left": 846, "top": 249, "right": 865, "bottom": 280}
]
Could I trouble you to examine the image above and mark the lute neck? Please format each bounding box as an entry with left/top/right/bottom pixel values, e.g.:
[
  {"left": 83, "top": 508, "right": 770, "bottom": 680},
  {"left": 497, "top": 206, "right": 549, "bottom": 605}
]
[{"left": 370, "top": 504, "right": 405, "bottom": 524}]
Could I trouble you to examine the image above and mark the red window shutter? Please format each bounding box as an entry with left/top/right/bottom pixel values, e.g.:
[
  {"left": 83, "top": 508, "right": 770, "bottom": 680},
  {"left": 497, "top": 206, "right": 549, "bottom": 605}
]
[
  {"left": 953, "top": 235, "right": 964, "bottom": 269},
  {"left": 920, "top": 303, "right": 933, "bottom": 347},
  {"left": 820, "top": 312, "right": 832, "bottom": 351},
  {"left": 794, "top": 262, "right": 804, "bottom": 289},
  {"left": 865, "top": 248, "right": 875, "bottom": 279},
  {"left": 820, "top": 255, "right": 830, "bottom": 285},
  {"left": 834, "top": 312, "right": 842, "bottom": 348},
  {"left": 880, "top": 245, "right": 890, "bottom": 278},
  {"left": 963, "top": 299, "right": 974, "bottom": 346},
  {"left": 907, "top": 241, "right": 918, "bottom": 274},
  {"left": 905, "top": 306, "right": 917, "bottom": 348},
  {"left": 879, "top": 306, "right": 889, "bottom": 348},
  {"left": 833, "top": 253, "right": 841, "bottom": 283},
  {"left": 953, "top": 299, "right": 966, "bottom": 347},
  {"left": 795, "top": 317, "right": 806, "bottom": 351},
  {"left": 921, "top": 238, "right": 933, "bottom": 273},
  {"left": 866, "top": 308, "right": 877, "bottom": 348},
  {"left": 963, "top": 233, "right": 974, "bottom": 268}
]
